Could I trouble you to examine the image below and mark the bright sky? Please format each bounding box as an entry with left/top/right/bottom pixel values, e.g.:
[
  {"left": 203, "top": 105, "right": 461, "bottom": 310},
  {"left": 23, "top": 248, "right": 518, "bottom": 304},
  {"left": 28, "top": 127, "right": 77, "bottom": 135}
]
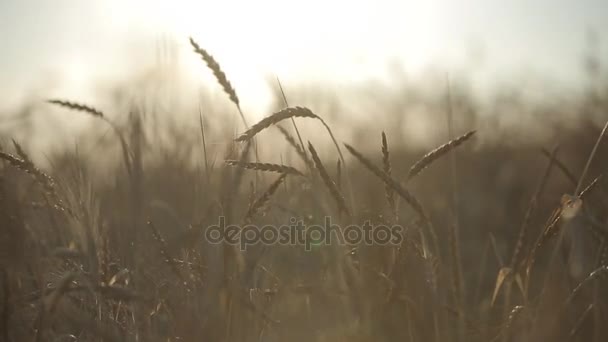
[{"left": 0, "top": 0, "right": 606, "bottom": 113}]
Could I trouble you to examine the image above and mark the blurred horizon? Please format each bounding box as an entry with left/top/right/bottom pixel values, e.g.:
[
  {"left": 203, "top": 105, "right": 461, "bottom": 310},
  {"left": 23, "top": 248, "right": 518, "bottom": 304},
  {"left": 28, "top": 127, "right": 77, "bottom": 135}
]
[{"left": 1, "top": 0, "right": 607, "bottom": 114}]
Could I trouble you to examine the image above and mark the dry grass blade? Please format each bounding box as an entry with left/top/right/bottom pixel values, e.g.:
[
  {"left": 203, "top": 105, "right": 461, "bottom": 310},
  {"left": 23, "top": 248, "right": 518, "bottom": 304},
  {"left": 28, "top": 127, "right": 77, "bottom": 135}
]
[
  {"left": 569, "top": 303, "right": 594, "bottom": 340},
  {"left": 225, "top": 160, "right": 304, "bottom": 176},
  {"left": 408, "top": 130, "right": 476, "bottom": 180},
  {"left": 308, "top": 142, "right": 350, "bottom": 216},
  {"left": 381, "top": 132, "right": 396, "bottom": 218},
  {"left": 243, "top": 173, "right": 287, "bottom": 223},
  {"left": 575, "top": 119, "right": 608, "bottom": 194},
  {"left": 47, "top": 99, "right": 104, "bottom": 118},
  {"left": 189, "top": 37, "right": 247, "bottom": 127}
]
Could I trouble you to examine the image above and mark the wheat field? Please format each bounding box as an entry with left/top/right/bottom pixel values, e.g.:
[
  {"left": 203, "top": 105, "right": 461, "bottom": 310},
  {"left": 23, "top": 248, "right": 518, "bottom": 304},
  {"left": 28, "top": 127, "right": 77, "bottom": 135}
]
[{"left": 0, "top": 36, "right": 608, "bottom": 342}]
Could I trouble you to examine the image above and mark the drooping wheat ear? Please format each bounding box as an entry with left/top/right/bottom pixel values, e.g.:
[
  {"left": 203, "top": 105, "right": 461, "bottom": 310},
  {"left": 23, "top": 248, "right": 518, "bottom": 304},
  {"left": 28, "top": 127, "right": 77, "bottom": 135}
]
[
  {"left": 243, "top": 173, "right": 287, "bottom": 223},
  {"left": 0, "top": 151, "right": 67, "bottom": 213},
  {"left": 407, "top": 130, "right": 476, "bottom": 181},
  {"left": 47, "top": 99, "right": 104, "bottom": 118},
  {"left": 237, "top": 107, "right": 318, "bottom": 142},
  {"left": 277, "top": 125, "right": 313, "bottom": 170},
  {"left": 189, "top": 37, "right": 248, "bottom": 128},
  {"left": 381, "top": 132, "right": 396, "bottom": 219},
  {"left": 146, "top": 221, "right": 187, "bottom": 285},
  {"left": 237, "top": 107, "right": 345, "bottom": 163},
  {"left": 308, "top": 142, "right": 350, "bottom": 216},
  {"left": 225, "top": 160, "right": 304, "bottom": 176},
  {"left": 47, "top": 99, "right": 133, "bottom": 177}
]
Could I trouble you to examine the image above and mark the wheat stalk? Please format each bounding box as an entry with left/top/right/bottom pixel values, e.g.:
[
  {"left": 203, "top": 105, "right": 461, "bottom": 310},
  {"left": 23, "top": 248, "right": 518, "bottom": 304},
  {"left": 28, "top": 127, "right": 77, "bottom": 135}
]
[
  {"left": 308, "top": 142, "right": 350, "bottom": 216},
  {"left": 407, "top": 130, "right": 476, "bottom": 180},
  {"left": 225, "top": 160, "right": 304, "bottom": 176}
]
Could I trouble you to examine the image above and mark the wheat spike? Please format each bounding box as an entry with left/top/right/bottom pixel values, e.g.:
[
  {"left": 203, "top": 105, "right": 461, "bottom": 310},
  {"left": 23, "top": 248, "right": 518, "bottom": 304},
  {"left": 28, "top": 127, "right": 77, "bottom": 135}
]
[
  {"left": 243, "top": 173, "right": 287, "bottom": 223},
  {"left": 189, "top": 37, "right": 248, "bottom": 128},
  {"left": 236, "top": 107, "right": 319, "bottom": 142},
  {"left": 408, "top": 130, "right": 476, "bottom": 180},
  {"left": 47, "top": 99, "right": 104, "bottom": 118},
  {"left": 225, "top": 160, "right": 304, "bottom": 176}
]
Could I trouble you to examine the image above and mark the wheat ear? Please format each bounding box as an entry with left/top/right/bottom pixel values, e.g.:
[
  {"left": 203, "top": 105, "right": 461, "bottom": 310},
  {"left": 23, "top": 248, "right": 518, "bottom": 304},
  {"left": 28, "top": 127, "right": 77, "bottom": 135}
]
[
  {"left": 408, "top": 130, "right": 476, "bottom": 180},
  {"left": 225, "top": 160, "right": 304, "bottom": 176}
]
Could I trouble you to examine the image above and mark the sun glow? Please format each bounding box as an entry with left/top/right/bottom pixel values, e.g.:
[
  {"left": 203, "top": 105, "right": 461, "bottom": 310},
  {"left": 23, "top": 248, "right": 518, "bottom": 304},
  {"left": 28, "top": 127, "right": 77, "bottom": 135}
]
[{"left": 102, "top": 0, "right": 443, "bottom": 111}]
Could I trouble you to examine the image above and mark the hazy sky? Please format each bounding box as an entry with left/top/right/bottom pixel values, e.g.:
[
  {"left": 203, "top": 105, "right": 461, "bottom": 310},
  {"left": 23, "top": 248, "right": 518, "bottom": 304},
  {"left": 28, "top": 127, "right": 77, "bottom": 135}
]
[{"left": 0, "top": 0, "right": 606, "bottom": 112}]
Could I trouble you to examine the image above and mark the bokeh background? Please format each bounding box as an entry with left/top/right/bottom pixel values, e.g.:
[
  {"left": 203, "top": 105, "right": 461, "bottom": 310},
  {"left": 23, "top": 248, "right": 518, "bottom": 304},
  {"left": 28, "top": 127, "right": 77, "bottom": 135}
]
[{"left": 1, "top": 1, "right": 608, "bottom": 341}]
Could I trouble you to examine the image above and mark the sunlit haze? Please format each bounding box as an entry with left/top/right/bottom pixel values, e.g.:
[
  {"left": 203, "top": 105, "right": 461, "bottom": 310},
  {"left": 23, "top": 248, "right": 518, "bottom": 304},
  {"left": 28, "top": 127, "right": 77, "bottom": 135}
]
[{"left": 1, "top": 0, "right": 606, "bottom": 113}]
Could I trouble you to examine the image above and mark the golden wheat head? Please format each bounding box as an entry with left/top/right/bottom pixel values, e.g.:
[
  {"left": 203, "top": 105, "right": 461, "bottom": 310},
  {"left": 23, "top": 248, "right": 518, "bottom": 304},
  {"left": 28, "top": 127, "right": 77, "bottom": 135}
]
[{"left": 408, "top": 130, "right": 476, "bottom": 180}]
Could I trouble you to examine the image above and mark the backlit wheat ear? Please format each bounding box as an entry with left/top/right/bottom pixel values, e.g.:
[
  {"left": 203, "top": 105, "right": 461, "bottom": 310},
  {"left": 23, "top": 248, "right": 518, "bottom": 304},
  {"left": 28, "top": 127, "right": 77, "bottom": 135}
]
[
  {"left": 308, "top": 142, "right": 350, "bottom": 216},
  {"left": 189, "top": 37, "right": 247, "bottom": 127},
  {"left": 237, "top": 107, "right": 319, "bottom": 142},
  {"left": 225, "top": 160, "right": 304, "bottom": 176},
  {"left": 408, "top": 130, "right": 476, "bottom": 180},
  {"left": 237, "top": 106, "right": 345, "bottom": 163},
  {"left": 47, "top": 99, "right": 104, "bottom": 118},
  {"left": 243, "top": 173, "right": 287, "bottom": 223}
]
